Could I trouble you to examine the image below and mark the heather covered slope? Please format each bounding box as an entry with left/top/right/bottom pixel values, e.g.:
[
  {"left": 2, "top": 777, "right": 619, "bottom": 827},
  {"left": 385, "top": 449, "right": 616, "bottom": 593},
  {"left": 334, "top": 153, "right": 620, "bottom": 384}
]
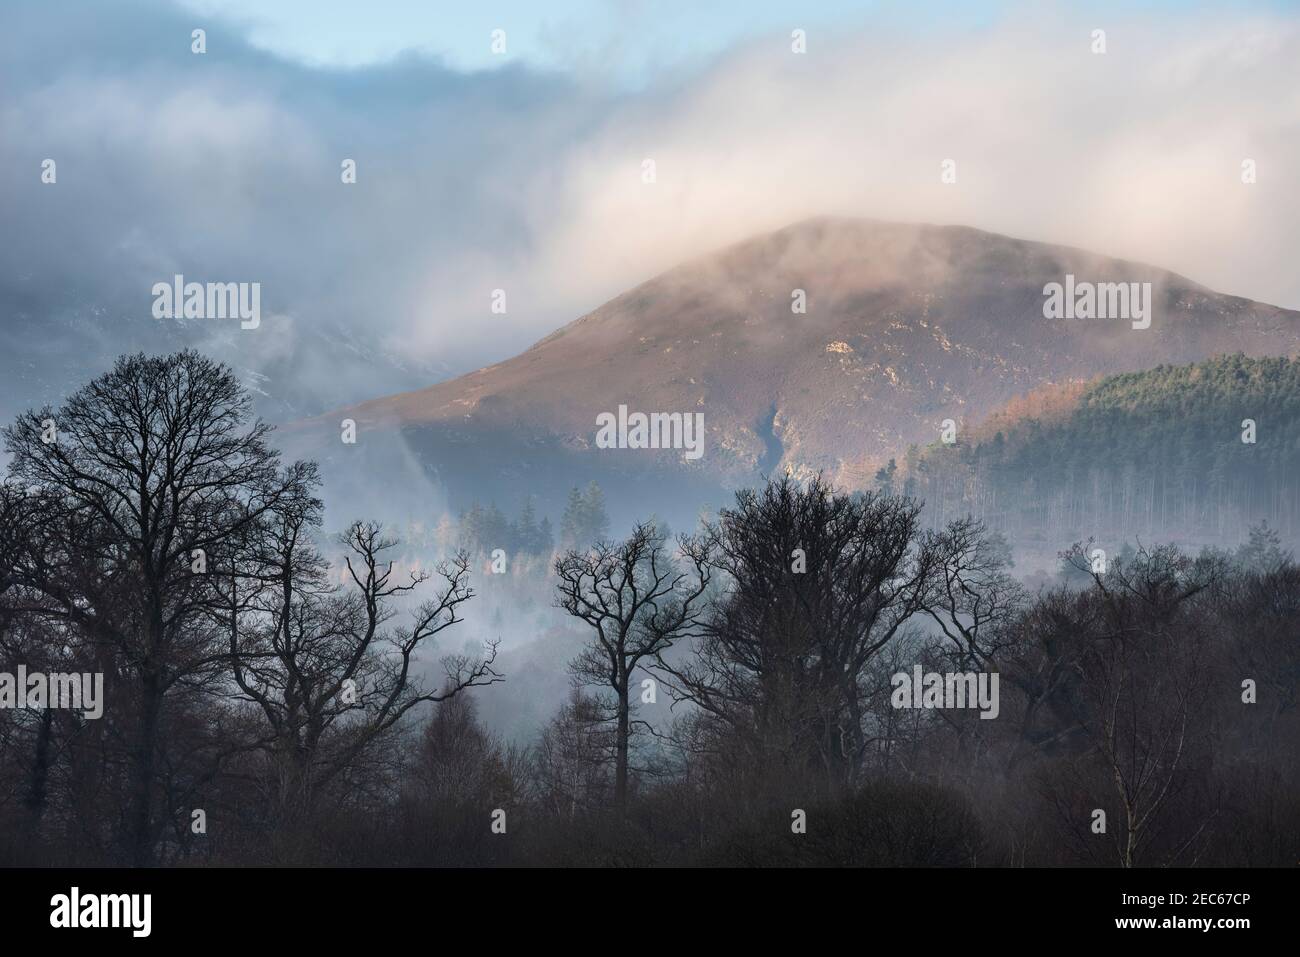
[{"left": 285, "top": 218, "right": 1300, "bottom": 523}]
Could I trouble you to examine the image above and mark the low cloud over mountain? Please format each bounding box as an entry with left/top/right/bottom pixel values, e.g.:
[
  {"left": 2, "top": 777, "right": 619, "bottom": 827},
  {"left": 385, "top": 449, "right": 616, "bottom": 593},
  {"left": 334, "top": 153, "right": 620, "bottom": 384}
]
[{"left": 287, "top": 217, "right": 1300, "bottom": 525}]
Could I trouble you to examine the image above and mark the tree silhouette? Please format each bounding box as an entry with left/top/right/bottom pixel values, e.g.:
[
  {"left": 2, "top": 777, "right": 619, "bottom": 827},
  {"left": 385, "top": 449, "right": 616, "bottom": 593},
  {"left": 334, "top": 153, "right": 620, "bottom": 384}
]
[
  {"left": 2, "top": 352, "right": 313, "bottom": 864},
  {"left": 554, "top": 521, "right": 709, "bottom": 813}
]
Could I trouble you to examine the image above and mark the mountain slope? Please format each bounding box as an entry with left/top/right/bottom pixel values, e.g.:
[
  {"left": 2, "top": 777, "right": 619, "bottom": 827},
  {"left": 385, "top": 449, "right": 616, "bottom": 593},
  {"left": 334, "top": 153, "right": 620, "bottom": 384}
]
[
  {"left": 899, "top": 354, "right": 1300, "bottom": 544},
  {"left": 286, "top": 218, "right": 1300, "bottom": 520}
]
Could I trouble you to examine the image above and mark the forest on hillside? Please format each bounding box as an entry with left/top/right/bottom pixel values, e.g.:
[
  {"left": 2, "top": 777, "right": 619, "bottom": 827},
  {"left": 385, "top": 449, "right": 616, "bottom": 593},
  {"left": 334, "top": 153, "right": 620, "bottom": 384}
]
[
  {"left": 893, "top": 354, "right": 1300, "bottom": 546},
  {"left": 1, "top": 353, "right": 1297, "bottom": 867}
]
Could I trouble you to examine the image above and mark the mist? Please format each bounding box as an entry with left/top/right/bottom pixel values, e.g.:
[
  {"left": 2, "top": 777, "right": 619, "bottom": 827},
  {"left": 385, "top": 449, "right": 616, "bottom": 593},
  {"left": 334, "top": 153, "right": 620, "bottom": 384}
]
[{"left": 3, "top": 1, "right": 1298, "bottom": 427}]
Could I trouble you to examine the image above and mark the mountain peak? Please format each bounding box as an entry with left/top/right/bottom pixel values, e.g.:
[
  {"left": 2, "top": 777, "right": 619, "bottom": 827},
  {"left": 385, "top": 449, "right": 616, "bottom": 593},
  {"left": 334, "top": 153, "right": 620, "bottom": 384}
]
[{"left": 294, "top": 219, "right": 1300, "bottom": 503}]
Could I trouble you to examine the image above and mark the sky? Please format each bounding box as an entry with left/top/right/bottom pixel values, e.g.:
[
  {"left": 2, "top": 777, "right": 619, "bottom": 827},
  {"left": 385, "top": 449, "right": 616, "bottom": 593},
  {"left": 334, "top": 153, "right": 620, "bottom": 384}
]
[
  {"left": 171, "top": 0, "right": 975, "bottom": 78},
  {"left": 4, "top": 0, "right": 1300, "bottom": 412}
]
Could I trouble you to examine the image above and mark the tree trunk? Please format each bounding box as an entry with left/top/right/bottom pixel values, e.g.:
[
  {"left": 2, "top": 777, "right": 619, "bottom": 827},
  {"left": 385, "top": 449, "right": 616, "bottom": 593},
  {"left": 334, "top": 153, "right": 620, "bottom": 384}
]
[
  {"left": 615, "top": 691, "right": 629, "bottom": 814},
  {"left": 24, "top": 706, "right": 54, "bottom": 819},
  {"left": 127, "top": 672, "right": 163, "bottom": 866}
]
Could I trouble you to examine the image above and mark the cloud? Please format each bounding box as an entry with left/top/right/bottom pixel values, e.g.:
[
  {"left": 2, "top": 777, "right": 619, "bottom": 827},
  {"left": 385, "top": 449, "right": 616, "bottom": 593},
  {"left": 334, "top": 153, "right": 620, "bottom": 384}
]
[
  {"left": 537, "top": 7, "right": 1300, "bottom": 313},
  {"left": 2, "top": 0, "right": 1298, "bottom": 418}
]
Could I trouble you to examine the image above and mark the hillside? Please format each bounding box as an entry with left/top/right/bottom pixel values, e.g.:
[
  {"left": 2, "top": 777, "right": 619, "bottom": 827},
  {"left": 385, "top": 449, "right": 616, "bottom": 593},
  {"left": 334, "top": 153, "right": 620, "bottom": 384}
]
[
  {"left": 283, "top": 218, "right": 1300, "bottom": 524},
  {"left": 898, "top": 354, "right": 1300, "bottom": 544}
]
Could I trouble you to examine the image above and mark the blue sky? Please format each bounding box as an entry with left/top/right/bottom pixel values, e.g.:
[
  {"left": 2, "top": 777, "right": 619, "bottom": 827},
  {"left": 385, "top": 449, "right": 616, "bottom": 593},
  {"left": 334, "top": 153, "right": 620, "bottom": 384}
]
[
  {"left": 174, "top": 0, "right": 935, "bottom": 78},
  {"left": 173, "top": 0, "right": 1288, "bottom": 79}
]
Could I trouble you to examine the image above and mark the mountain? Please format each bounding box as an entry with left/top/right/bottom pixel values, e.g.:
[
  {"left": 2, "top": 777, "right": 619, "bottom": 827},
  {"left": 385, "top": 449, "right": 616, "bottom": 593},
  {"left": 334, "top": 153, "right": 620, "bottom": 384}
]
[
  {"left": 283, "top": 218, "right": 1300, "bottom": 527},
  {"left": 897, "top": 353, "right": 1300, "bottom": 548}
]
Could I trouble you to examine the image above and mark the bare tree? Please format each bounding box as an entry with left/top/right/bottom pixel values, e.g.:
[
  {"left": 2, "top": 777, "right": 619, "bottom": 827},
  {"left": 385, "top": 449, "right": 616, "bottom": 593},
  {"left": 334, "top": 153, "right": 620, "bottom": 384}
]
[
  {"left": 220, "top": 512, "right": 503, "bottom": 824},
  {"left": 554, "top": 521, "right": 709, "bottom": 813},
  {"left": 654, "top": 475, "right": 938, "bottom": 799},
  {"left": 921, "top": 517, "right": 1025, "bottom": 670},
  {"left": 914, "top": 517, "right": 1027, "bottom": 776},
  {"left": 532, "top": 689, "right": 614, "bottom": 821},
  {"left": 2, "top": 351, "right": 312, "bottom": 864},
  {"left": 1032, "top": 545, "right": 1219, "bottom": 866}
]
